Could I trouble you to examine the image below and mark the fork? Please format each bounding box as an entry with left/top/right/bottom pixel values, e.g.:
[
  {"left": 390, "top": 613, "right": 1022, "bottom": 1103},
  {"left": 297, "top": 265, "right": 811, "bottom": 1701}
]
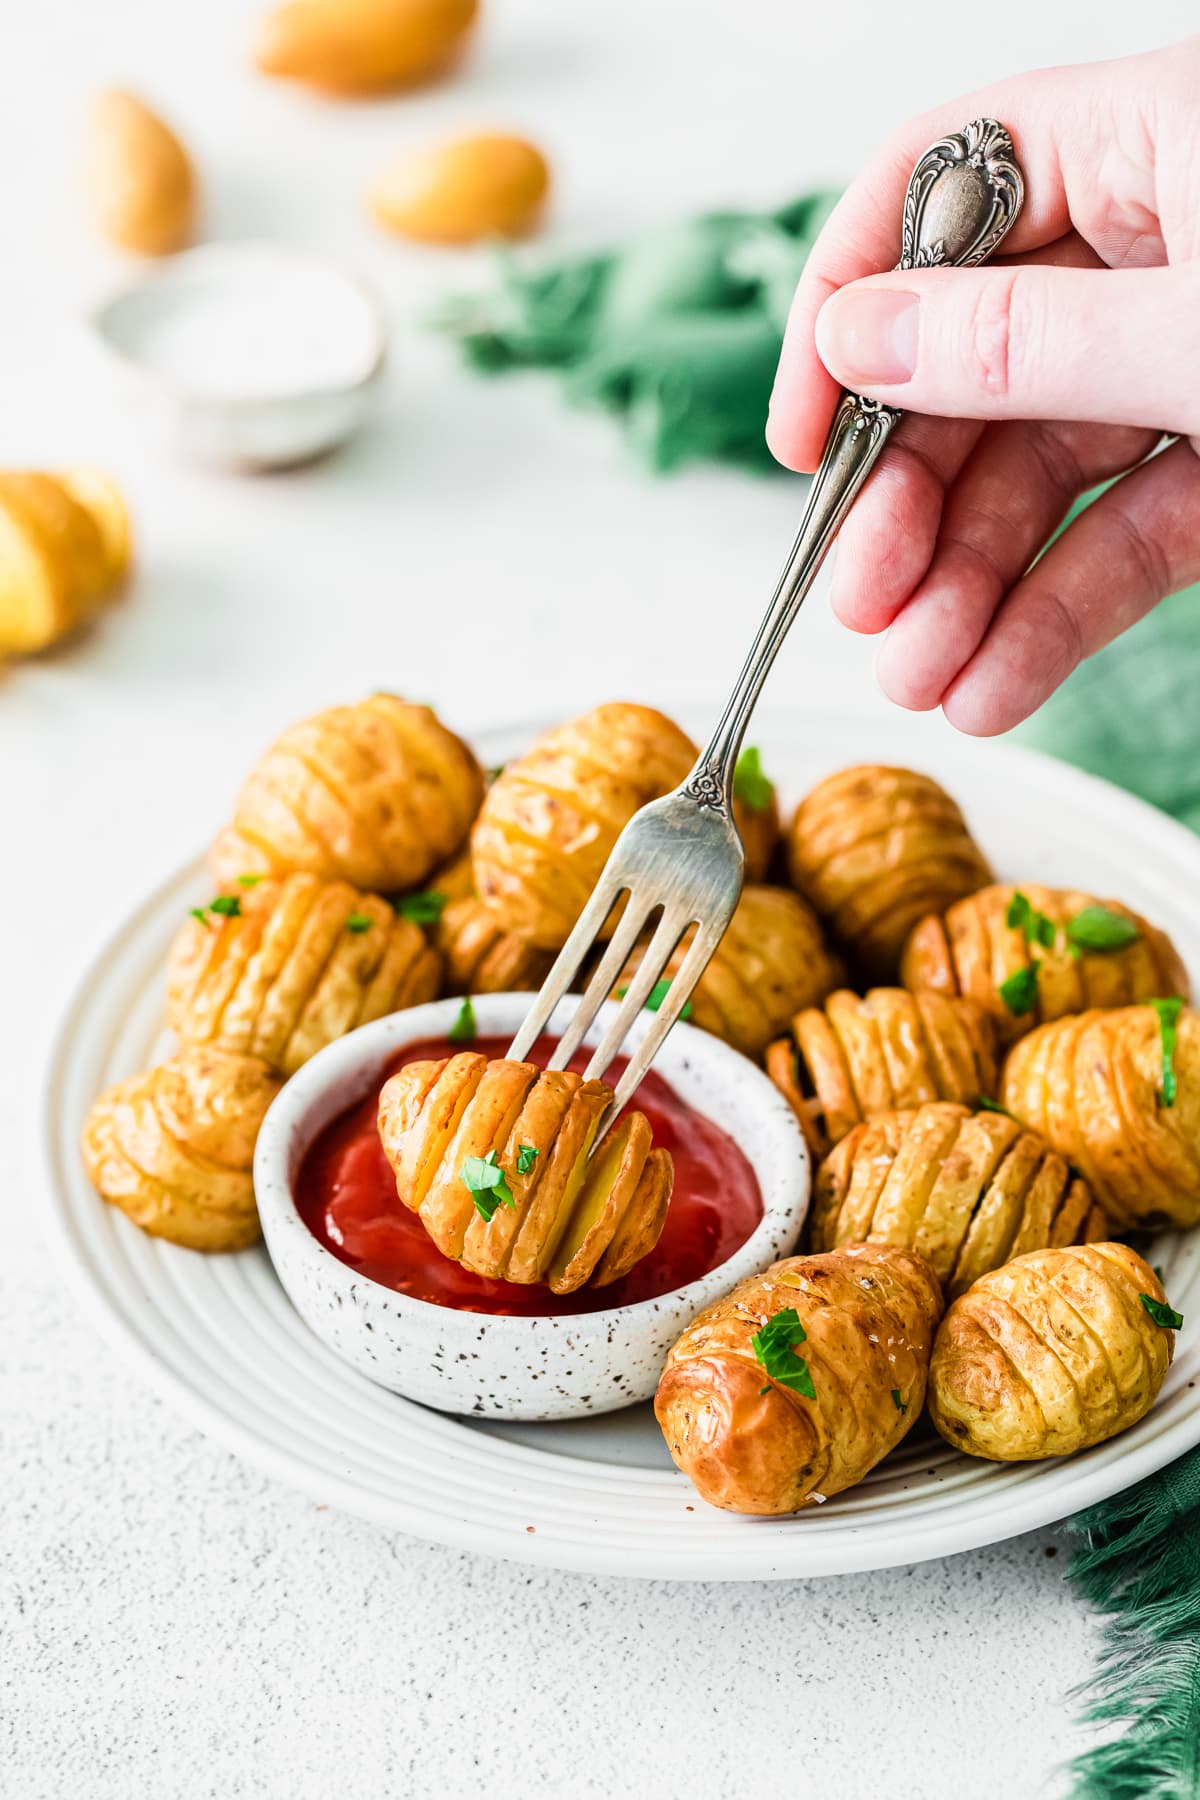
[{"left": 508, "top": 118, "right": 1026, "bottom": 1121}]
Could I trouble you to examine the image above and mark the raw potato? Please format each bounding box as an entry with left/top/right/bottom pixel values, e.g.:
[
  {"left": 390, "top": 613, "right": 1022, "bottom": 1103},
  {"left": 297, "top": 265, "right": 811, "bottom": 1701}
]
[
  {"left": 211, "top": 693, "right": 483, "bottom": 893},
  {"left": 765, "top": 987, "right": 997, "bottom": 1159},
  {"left": 612, "top": 885, "right": 841, "bottom": 1062},
  {"left": 1002, "top": 1004, "right": 1200, "bottom": 1229},
  {"left": 254, "top": 0, "right": 477, "bottom": 93},
  {"left": 86, "top": 89, "right": 196, "bottom": 255},
  {"left": 427, "top": 852, "right": 555, "bottom": 997},
  {"left": 928, "top": 1243, "right": 1175, "bottom": 1460},
  {"left": 788, "top": 765, "right": 991, "bottom": 980},
  {"left": 377, "top": 1052, "right": 673, "bottom": 1292},
  {"left": 371, "top": 133, "right": 549, "bottom": 245},
  {"left": 655, "top": 1244, "right": 942, "bottom": 1515},
  {"left": 472, "top": 704, "right": 697, "bottom": 950},
  {"left": 81, "top": 1047, "right": 280, "bottom": 1251},
  {"left": 901, "top": 882, "right": 1188, "bottom": 1045},
  {"left": 0, "top": 469, "right": 131, "bottom": 654},
  {"left": 813, "top": 1102, "right": 1106, "bottom": 1298},
  {"left": 167, "top": 873, "right": 440, "bottom": 1077}
]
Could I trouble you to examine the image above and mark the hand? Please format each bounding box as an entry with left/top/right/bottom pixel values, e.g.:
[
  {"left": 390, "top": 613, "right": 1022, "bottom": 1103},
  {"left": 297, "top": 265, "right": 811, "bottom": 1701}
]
[{"left": 766, "top": 40, "right": 1200, "bottom": 736}]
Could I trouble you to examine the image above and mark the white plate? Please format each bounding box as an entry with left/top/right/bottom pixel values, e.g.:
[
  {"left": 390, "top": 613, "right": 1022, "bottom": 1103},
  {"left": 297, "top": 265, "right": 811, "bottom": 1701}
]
[{"left": 42, "top": 709, "right": 1200, "bottom": 1579}]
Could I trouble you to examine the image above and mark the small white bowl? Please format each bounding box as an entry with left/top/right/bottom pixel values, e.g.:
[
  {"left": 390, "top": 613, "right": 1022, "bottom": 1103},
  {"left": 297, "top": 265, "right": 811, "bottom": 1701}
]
[
  {"left": 255, "top": 994, "right": 809, "bottom": 1421},
  {"left": 90, "top": 243, "right": 387, "bottom": 470}
]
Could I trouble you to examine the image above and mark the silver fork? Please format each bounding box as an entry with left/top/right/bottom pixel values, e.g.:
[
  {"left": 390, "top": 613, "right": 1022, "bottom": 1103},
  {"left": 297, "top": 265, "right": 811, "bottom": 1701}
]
[{"left": 508, "top": 118, "right": 1025, "bottom": 1120}]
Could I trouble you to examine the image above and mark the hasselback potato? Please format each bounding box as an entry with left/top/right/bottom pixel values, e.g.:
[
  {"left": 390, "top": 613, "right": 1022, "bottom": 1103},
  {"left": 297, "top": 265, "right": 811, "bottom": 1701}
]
[{"left": 426, "top": 852, "right": 554, "bottom": 997}]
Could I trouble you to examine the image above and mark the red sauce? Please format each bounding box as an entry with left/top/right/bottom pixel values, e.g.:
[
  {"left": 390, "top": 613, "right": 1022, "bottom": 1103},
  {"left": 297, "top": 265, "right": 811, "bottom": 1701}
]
[{"left": 295, "top": 1033, "right": 763, "bottom": 1315}]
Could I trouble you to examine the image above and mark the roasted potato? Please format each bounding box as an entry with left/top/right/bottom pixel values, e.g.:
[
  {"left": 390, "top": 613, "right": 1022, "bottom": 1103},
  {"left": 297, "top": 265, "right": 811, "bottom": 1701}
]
[
  {"left": 81, "top": 1046, "right": 280, "bottom": 1251},
  {"left": 471, "top": 703, "right": 696, "bottom": 949},
  {"left": 787, "top": 765, "right": 991, "bottom": 980},
  {"left": 928, "top": 1242, "right": 1176, "bottom": 1460},
  {"left": 765, "top": 987, "right": 998, "bottom": 1160},
  {"left": 167, "top": 873, "right": 440, "bottom": 1077},
  {"left": 814, "top": 1102, "right": 1106, "bottom": 1298},
  {"left": 901, "top": 882, "right": 1188, "bottom": 1046},
  {"left": 426, "top": 851, "right": 555, "bottom": 997},
  {"left": 1002, "top": 1004, "right": 1200, "bottom": 1229},
  {"left": 0, "top": 469, "right": 131, "bottom": 654},
  {"left": 655, "top": 1244, "right": 942, "bottom": 1515},
  {"left": 211, "top": 694, "right": 483, "bottom": 893},
  {"left": 612, "top": 885, "right": 841, "bottom": 1062},
  {"left": 377, "top": 1052, "right": 673, "bottom": 1293},
  {"left": 731, "top": 750, "right": 781, "bottom": 883}
]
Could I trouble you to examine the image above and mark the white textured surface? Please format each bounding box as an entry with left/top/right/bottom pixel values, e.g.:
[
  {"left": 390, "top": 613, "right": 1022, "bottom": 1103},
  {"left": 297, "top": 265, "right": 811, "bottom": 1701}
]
[{"left": 3, "top": 0, "right": 1193, "bottom": 1792}]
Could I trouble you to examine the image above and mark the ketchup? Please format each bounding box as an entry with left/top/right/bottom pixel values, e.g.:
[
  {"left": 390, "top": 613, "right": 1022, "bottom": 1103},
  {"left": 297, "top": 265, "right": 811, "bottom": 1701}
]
[{"left": 294, "top": 1033, "right": 763, "bottom": 1316}]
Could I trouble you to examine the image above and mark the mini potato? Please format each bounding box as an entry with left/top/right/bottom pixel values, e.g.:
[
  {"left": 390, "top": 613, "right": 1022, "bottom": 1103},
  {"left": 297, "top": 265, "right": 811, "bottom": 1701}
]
[
  {"left": 788, "top": 765, "right": 991, "bottom": 980},
  {"left": 928, "top": 1243, "right": 1176, "bottom": 1461},
  {"left": 81, "top": 1046, "right": 280, "bottom": 1251},
  {"left": 901, "top": 882, "right": 1188, "bottom": 1045},
  {"left": 765, "top": 987, "right": 998, "bottom": 1159},
  {"left": 731, "top": 750, "right": 781, "bottom": 883},
  {"left": 612, "top": 885, "right": 841, "bottom": 1062},
  {"left": 655, "top": 1244, "right": 942, "bottom": 1515},
  {"left": 813, "top": 1102, "right": 1106, "bottom": 1298},
  {"left": 426, "top": 852, "right": 555, "bottom": 997},
  {"left": 254, "top": 0, "right": 478, "bottom": 94},
  {"left": 378, "top": 1053, "right": 673, "bottom": 1292},
  {"left": 1001, "top": 1003, "right": 1200, "bottom": 1229},
  {"left": 0, "top": 469, "right": 131, "bottom": 654},
  {"left": 211, "top": 693, "right": 483, "bottom": 893},
  {"left": 371, "top": 133, "right": 549, "bottom": 245},
  {"left": 167, "top": 873, "right": 439, "bottom": 1077},
  {"left": 86, "top": 89, "right": 196, "bottom": 255},
  {"left": 471, "top": 703, "right": 697, "bottom": 950}
]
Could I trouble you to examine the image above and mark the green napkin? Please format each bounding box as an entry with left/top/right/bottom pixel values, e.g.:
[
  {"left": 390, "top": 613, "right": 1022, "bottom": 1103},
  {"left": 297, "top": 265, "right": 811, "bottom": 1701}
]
[{"left": 434, "top": 194, "right": 838, "bottom": 471}]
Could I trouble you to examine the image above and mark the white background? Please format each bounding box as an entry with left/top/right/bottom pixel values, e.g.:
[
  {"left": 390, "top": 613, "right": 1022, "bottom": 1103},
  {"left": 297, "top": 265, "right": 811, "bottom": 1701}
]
[{"left": 2, "top": 3, "right": 1195, "bottom": 1795}]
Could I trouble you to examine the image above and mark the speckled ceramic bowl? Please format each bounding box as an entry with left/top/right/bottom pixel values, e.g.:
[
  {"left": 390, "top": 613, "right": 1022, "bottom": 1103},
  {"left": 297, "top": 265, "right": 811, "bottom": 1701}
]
[{"left": 255, "top": 994, "right": 809, "bottom": 1420}]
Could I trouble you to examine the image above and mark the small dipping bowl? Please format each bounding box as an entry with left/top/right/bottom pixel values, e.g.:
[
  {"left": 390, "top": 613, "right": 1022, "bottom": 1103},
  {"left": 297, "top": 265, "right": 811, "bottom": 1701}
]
[
  {"left": 255, "top": 994, "right": 810, "bottom": 1421},
  {"left": 90, "top": 242, "right": 387, "bottom": 470}
]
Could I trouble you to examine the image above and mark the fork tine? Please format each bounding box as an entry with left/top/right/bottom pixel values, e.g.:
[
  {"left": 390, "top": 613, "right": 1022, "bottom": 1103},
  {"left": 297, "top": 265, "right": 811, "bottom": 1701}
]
[
  {"left": 602, "top": 918, "right": 728, "bottom": 1121},
  {"left": 543, "top": 890, "right": 659, "bottom": 1071},
  {"left": 581, "top": 906, "right": 692, "bottom": 1086},
  {"left": 506, "top": 868, "right": 628, "bottom": 1061}
]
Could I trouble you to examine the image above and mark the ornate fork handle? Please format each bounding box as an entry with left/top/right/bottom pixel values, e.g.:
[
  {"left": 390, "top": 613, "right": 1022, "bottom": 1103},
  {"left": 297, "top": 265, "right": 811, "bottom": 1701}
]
[{"left": 684, "top": 118, "right": 1025, "bottom": 814}]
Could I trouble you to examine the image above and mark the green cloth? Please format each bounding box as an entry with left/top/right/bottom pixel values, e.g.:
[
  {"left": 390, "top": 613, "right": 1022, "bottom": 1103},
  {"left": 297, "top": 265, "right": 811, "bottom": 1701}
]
[{"left": 434, "top": 194, "right": 838, "bottom": 471}]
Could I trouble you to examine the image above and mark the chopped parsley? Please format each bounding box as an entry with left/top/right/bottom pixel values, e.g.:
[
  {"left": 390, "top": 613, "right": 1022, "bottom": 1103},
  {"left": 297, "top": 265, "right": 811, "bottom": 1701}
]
[
  {"left": 1007, "top": 891, "right": 1057, "bottom": 951},
  {"left": 999, "top": 963, "right": 1040, "bottom": 1016},
  {"left": 394, "top": 890, "right": 447, "bottom": 926},
  {"left": 235, "top": 874, "right": 263, "bottom": 888},
  {"left": 1149, "top": 996, "right": 1184, "bottom": 1108},
  {"left": 733, "top": 745, "right": 774, "bottom": 814},
  {"left": 516, "top": 1143, "right": 539, "bottom": 1176},
  {"left": 1066, "top": 905, "right": 1140, "bottom": 954},
  {"left": 449, "top": 996, "right": 477, "bottom": 1044},
  {"left": 460, "top": 1149, "right": 516, "bottom": 1222},
  {"left": 751, "top": 1308, "right": 816, "bottom": 1399},
  {"left": 346, "top": 912, "right": 373, "bottom": 934},
  {"left": 1140, "top": 1293, "right": 1184, "bottom": 1331},
  {"left": 976, "top": 1095, "right": 1018, "bottom": 1120},
  {"left": 891, "top": 1389, "right": 907, "bottom": 1414},
  {"left": 189, "top": 907, "right": 210, "bottom": 928},
  {"left": 190, "top": 894, "right": 242, "bottom": 927},
  {"left": 616, "top": 979, "right": 693, "bottom": 1021}
]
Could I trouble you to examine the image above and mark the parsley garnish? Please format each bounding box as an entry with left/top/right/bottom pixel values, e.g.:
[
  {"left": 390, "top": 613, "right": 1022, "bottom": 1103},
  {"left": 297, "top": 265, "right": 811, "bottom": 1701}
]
[
  {"left": 346, "top": 912, "right": 373, "bottom": 934},
  {"left": 516, "top": 1144, "right": 538, "bottom": 1176},
  {"left": 394, "top": 890, "right": 447, "bottom": 926},
  {"left": 1007, "top": 891, "right": 1057, "bottom": 951},
  {"left": 999, "top": 963, "right": 1040, "bottom": 1016},
  {"left": 892, "top": 1389, "right": 907, "bottom": 1413},
  {"left": 449, "top": 996, "right": 477, "bottom": 1044},
  {"left": 1140, "top": 1293, "right": 1184, "bottom": 1331},
  {"left": 189, "top": 907, "right": 210, "bottom": 928},
  {"left": 976, "top": 1095, "right": 1018, "bottom": 1120},
  {"left": 733, "top": 746, "right": 774, "bottom": 814},
  {"left": 460, "top": 1149, "right": 516, "bottom": 1222},
  {"left": 751, "top": 1308, "right": 816, "bottom": 1399},
  {"left": 616, "top": 979, "right": 693, "bottom": 1022},
  {"left": 235, "top": 874, "right": 262, "bottom": 888},
  {"left": 191, "top": 894, "right": 241, "bottom": 927},
  {"left": 1066, "top": 905, "right": 1139, "bottom": 954},
  {"left": 1149, "top": 996, "right": 1184, "bottom": 1107}
]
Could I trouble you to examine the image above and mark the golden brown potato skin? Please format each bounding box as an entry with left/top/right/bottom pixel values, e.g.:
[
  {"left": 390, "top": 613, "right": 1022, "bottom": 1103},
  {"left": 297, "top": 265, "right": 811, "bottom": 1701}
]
[
  {"left": 814, "top": 1102, "right": 1106, "bottom": 1298},
  {"left": 613, "top": 885, "right": 841, "bottom": 1062},
  {"left": 655, "top": 1244, "right": 942, "bottom": 1515},
  {"left": 1002, "top": 1004, "right": 1200, "bottom": 1229},
  {"left": 765, "top": 987, "right": 998, "bottom": 1160},
  {"left": 167, "top": 873, "right": 440, "bottom": 1077},
  {"left": 427, "top": 852, "right": 555, "bottom": 997},
  {"left": 0, "top": 470, "right": 131, "bottom": 654},
  {"left": 787, "top": 765, "right": 991, "bottom": 980},
  {"left": 901, "top": 882, "right": 1188, "bottom": 1046},
  {"left": 81, "top": 1047, "right": 280, "bottom": 1251},
  {"left": 471, "top": 703, "right": 696, "bottom": 949},
  {"left": 732, "top": 783, "right": 781, "bottom": 885},
  {"left": 928, "top": 1243, "right": 1174, "bottom": 1461},
  {"left": 211, "top": 694, "right": 483, "bottom": 894},
  {"left": 377, "top": 1052, "right": 673, "bottom": 1293}
]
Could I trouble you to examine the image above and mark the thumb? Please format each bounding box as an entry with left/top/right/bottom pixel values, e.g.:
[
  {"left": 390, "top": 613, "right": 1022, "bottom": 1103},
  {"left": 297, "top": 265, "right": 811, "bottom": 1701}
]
[{"left": 813, "top": 262, "right": 1200, "bottom": 437}]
